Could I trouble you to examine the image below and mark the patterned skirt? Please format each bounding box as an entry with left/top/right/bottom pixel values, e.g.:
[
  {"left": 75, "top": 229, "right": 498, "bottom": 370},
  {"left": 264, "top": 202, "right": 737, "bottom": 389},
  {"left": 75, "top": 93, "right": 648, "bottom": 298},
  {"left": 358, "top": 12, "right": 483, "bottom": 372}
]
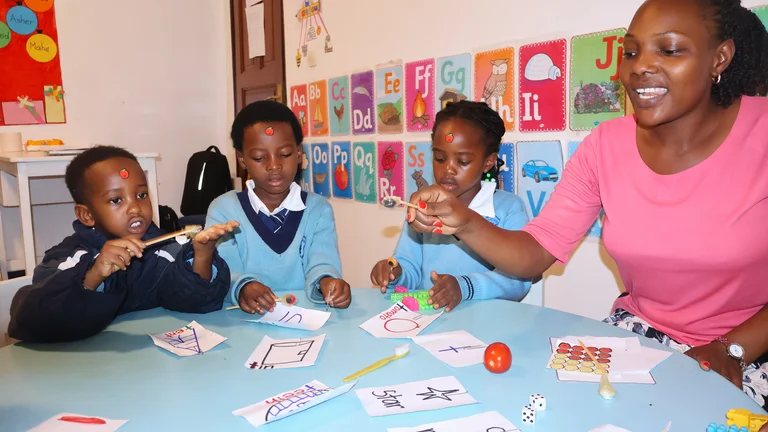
[{"left": 603, "top": 308, "right": 768, "bottom": 412}]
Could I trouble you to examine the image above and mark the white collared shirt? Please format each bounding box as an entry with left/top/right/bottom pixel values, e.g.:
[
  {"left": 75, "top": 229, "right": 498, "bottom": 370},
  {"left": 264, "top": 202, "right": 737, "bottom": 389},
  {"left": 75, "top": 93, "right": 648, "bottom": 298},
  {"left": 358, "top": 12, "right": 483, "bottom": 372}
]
[
  {"left": 246, "top": 180, "right": 306, "bottom": 216},
  {"left": 468, "top": 181, "right": 496, "bottom": 219}
]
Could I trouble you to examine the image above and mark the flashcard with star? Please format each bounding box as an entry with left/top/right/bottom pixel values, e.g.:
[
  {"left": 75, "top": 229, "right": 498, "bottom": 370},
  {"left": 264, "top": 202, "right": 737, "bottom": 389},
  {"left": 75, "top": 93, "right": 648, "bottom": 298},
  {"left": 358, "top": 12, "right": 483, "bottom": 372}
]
[{"left": 354, "top": 376, "right": 476, "bottom": 417}]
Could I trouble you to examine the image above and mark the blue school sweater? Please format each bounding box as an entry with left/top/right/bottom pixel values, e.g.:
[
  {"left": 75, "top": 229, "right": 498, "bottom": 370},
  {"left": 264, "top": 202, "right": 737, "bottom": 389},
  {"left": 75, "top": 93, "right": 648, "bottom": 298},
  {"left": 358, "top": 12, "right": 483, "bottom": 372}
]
[
  {"left": 391, "top": 182, "right": 531, "bottom": 301},
  {"left": 206, "top": 188, "right": 342, "bottom": 305}
]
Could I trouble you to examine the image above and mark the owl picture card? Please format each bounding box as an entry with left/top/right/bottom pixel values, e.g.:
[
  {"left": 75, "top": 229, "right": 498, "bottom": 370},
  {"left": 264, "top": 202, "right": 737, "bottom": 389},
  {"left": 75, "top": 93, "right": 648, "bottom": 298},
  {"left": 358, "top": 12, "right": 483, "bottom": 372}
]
[{"left": 475, "top": 47, "right": 515, "bottom": 131}]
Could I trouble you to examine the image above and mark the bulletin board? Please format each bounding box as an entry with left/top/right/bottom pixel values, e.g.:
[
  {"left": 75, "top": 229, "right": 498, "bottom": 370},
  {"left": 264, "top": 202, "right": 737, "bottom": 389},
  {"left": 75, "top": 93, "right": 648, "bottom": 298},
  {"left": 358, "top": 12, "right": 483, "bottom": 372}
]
[{"left": 0, "top": 0, "right": 65, "bottom": 126}]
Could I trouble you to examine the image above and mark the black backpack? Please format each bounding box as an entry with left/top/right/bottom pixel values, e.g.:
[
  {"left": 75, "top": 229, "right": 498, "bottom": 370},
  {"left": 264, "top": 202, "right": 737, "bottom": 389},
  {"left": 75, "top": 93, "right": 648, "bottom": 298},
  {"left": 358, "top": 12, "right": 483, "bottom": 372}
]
[
  {"left": 180, "top": 145, "right": 233, "bottom": 216},
  {"left": 159, "top": 205, "right": 181, "bottom": 233}
]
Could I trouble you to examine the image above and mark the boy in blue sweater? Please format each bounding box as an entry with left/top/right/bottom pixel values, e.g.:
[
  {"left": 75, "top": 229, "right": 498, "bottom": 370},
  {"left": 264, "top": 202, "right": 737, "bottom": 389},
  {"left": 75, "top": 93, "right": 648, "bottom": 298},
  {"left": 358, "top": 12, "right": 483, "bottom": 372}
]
[
  {"left": 371, "top": 101, "right": 531, "bottom": 312},
  {"left": 9, "top": 146, "right": 238, "bottom": 342},
  {"left": 207, "top": 100, "right": 351, "bottom": 314}
]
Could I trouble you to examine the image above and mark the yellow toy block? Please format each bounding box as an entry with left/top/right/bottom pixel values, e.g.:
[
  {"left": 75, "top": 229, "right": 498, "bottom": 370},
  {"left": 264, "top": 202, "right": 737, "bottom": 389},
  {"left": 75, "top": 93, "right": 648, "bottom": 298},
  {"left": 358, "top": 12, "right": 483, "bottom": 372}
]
[{"left": 726, "top": 408, "right": 768, "bottom": 432}]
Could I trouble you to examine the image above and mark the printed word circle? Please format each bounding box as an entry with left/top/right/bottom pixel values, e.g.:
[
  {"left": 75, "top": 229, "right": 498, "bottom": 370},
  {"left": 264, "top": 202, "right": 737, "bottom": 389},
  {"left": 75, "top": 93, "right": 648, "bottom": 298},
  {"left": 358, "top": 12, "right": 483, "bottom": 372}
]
[
  {"left": 26, "top": 33, "right": 56, "bottom": 62},
  {"left": 6, "top": 6, "right": 37, "bottom": 35},
  {"left": 0, "top": 22, "right": 10, "bottom": 49},
  {"left": 383, "top": 318, "right": 418, "bottom": 333},
  {"left": 24, "top": 0, "right": 54, "bottom": 13}
]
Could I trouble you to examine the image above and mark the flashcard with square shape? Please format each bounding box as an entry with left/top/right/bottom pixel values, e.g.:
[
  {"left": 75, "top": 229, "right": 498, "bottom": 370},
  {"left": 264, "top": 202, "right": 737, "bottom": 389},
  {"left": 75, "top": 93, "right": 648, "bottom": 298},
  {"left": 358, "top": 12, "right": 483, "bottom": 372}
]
[
  {"left": 475, "top": 47, "right": 515, "bottom": 131},
  {"left": 519, "top": 39, "right": 566, "bottom": 132},
  {"left": 290, "top": 84, "right": 309, "bottom": 137},
  {"left": 311, "top": 143, "right": 331, "bottom": 198},
  {"left": 353, "top": 142, "right": 377, "bottom": 204},
  {"left": 351, "top": 70, "right": 375, "bottom": 135},
  {"left": 328, "top": 76, "right": 350, "bottom": 136},
  {"left": 436, "top": 53, "right": 471, "bottom": 111},
  {"left": 516, "top": 141, "right": 563, "bottom": 220},
  {"left": 405, "top": 58, "right": 436, "bottom": 133},
  {"left": 376, "top": 62, "right": 404, "bottom": 134},
  {"left": 331, "top": 141, "right": 352, "bottom": 199}
]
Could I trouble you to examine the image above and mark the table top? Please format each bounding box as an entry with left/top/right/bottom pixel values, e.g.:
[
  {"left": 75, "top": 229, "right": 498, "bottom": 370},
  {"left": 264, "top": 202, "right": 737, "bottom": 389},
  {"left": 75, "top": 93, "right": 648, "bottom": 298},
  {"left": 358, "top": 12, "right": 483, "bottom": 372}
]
[
  {"left": 0, "top": 289, "right": 760, "bottom": 431},
  {"left": 0, "top": 151, "right": 159, "bottom": 163}
]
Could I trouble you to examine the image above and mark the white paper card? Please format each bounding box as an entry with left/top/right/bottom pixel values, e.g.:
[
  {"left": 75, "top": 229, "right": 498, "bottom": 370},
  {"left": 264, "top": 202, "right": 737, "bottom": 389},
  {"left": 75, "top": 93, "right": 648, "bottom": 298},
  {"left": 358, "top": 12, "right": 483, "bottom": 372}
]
[
  {"left": 233, "top": 380, "right": 356, "bottom": 428},
  {"left": 244, "top": 334, "right": 325, "bottom": 370},
  {"left": 148, "top": 321, "right": 226, "bottom": 356},
  {"left": 28, "top": 414, "right": 128, "bottom": 431},
  {"left": 589, "top": 426, "right": 633, "bottom": 432},
  {"left": 355, "top": 376, "right": 476, "bottom": 417},
  {"left": 359, "top": 302, "right": 443, "bottom": 339},
  {"left": 412, "top": 330, "right": 487, "bottom": 368},
  {"left": 245, "top": 302, "right": 330, "bottom": 331},
  {"left": 245, "top": 1, "right": 265, "bottom": 58},
  {"left": 388, "top": 411, "right": 518, "bottom": 432}
]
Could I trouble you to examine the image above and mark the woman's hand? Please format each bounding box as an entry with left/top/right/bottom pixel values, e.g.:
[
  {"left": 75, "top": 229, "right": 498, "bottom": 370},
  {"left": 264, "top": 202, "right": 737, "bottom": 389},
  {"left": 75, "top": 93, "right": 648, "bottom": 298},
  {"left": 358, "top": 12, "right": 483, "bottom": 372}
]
[
  {"left": 685, "top": 342, "right": 743, "bottom": 388},
  {"left": 406, "top": 185, "right": 476, "bottom": 235}
]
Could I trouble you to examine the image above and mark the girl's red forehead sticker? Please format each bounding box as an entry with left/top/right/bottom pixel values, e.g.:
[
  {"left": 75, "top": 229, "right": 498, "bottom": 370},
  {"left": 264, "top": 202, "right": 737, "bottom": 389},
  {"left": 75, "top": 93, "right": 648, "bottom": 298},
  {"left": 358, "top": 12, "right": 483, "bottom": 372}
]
[
  {"left": 445, "top": 133, "right": 454, "bottom": 143},
  {"left": 265, "top": 126, "right": 274, "bottom": 136},
  {"left": 119, "top": 168, "right": 129, "bottom": 179}
]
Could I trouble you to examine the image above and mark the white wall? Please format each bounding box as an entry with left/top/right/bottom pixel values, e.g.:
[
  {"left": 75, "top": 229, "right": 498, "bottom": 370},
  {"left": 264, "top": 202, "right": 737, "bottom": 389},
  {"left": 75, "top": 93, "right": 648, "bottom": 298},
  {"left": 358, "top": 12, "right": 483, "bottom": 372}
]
[
  {"left": 283, "top": 0, "right": 766, "bottom": 320},
  {"left": 0, "top": 0, "right": 235, "bottom": 265}
]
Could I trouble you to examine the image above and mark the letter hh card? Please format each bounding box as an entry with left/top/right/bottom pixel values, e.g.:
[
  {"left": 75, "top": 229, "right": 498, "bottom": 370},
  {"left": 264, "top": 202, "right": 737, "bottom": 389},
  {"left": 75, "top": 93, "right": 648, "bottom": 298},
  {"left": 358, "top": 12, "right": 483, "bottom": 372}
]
[
  {"left": 308, "top": 80, "right": 329, "bottom": 136},
  {"left": 377, "top": 142, "right": 405, "bottom": 207},
  {"left": 290, "top": 84, "right": 309, "bottom": 137},
  {"left": 311, "top": 143, "right": 331, "bottom": 198},
  {"left": 569, "top": 29, "right": 627, "bottom": 131},
  {"left": 331, "top": 141, "right": 352, "bottom": 199},
  {"left": 352, "top": 142, "right": 377, "bottom": 204},
  {"left": 351, "top": 70, "right": 376, "bottom": 135},
  {"left": 376, "top": 62, "right": 404, "bottom": 134},
  {"left": 516, "top": 141, "right": 563, "bottom": 220},
  {"left": 328, "top": 76, "right": 351, "bottom": 136},
  {"left": 518, "top": 39, "right": 566, "bottom": 132},
  {"left": 405, "top": 58, "right": 436, "bottom": 133},
  {"left": 474, "top": 47, "right": 515, "bottom": 131},
  {"left": 405, "top": 142, "right": 432, "bottom": 200},
  {"left": 436, "top": 53, "right": 471, "bottom": 112}
]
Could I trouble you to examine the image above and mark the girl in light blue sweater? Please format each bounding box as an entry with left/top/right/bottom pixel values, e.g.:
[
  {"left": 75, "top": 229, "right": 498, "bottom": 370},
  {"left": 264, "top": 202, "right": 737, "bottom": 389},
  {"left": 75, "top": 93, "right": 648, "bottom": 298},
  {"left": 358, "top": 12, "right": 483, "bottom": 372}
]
[
  {"left": 207, "top": 100, "right": 351, "bottom": 314},
  {"left": 370, "top": 101, "right": 531, "bottom": 312}
]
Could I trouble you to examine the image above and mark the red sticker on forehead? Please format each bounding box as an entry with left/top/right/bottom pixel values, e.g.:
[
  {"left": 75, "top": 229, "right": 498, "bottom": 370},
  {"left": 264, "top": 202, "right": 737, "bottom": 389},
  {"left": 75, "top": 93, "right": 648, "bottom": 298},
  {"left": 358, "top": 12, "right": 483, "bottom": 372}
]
[
  {"left": 119, "top": 168, "right": 129, "bottom": 179},
  {"left": 265, "top": 126, "right": 274, "bottom": 136},
  {"left": 445, "top": 133, "right": 454, "bottom": 143}
]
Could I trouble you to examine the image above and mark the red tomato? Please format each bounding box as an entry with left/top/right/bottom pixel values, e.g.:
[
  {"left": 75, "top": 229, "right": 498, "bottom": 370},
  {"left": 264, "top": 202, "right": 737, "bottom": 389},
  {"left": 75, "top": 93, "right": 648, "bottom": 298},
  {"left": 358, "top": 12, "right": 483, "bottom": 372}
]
[{"left": 484, "top": 342, "right": 512, "bottom": 373}]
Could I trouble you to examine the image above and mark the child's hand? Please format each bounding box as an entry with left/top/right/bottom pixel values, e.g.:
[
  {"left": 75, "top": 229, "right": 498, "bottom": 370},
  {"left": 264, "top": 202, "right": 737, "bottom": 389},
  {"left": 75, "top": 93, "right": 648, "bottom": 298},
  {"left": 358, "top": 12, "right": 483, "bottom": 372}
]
[
  {"left": 370, "top": 259, "right": 401, "bottom": 293},
  {"left": 84, "top": 238, "right": 146, "bottom": 289},
  {"left": 320, "top": 277, "right": 352, "bottom": 309},
  {"left": 239, "top": 281, "right": 276, "bottom": 314},
  {"left": 428, "top": 270, "right": 462, "bottom": 312},
  {"left": 192, "top": 221, "right": 239, "bottom": 254}
]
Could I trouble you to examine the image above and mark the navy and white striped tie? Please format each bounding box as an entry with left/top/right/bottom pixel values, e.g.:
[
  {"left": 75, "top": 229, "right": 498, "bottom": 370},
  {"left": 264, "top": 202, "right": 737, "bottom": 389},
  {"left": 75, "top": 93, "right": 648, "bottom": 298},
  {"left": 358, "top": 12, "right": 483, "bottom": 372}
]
[{"left": 259, "top": 208, "right": 289, "bottom": 233}]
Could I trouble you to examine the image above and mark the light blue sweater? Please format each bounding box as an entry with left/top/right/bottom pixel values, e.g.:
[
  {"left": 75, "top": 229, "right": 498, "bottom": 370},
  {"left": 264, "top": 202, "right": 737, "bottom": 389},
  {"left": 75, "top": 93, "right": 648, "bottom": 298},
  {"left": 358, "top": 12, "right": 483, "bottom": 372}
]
[
  {"left": 206, "top": 190, "right": 342, "bottom": 305},
  {"left": 391, "top": 188, "right": 531, "bottom": 301}
]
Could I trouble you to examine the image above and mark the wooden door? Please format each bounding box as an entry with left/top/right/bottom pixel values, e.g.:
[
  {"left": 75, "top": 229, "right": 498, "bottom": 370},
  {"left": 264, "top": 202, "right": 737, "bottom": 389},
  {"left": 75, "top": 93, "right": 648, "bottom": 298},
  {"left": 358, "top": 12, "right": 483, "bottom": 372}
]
[{"left": 231, "top": 0, "right": 286, "bottom": 185}]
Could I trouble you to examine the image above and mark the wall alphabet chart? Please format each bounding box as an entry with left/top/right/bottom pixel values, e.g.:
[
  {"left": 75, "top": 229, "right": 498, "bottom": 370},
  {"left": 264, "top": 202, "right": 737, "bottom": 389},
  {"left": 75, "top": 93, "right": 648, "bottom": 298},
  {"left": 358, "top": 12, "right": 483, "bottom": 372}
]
[
  {"left": 359, "top": 301, "right": 443, "bottom": 338},
  {"left": 405, "top": 141, "right": 432, "bottom": 199},
  {"left": 148, "top": 321, "right": 226, "bottom": 357},
  {"left": 355, "top": 376, "right": 476, "bottom": 417},
  {"left": 474, "top": 47, "right": 515, "bottom": 131},
  {"left": 300, "top": 142, "right": 312, "bottom": 192},
  {"left": 244, "top": 334, "right": 326, "bottom": 370},
  {"left": 328, "top": 75, "right": 350, "bottom": 135},
  {"left": 377, "top": 141, "right": 405, "bottom": 207},
  {"left": 331, "top": 141, "right": 352, "bottom": 198},
  {"left": 518, "top": 39, "right": 567, "bottom": 132},
  {"left": 353, "top": 141, "right": 377, "bottom": 203},
  {"left": 244, "top": 302, "right": 331, "bottom": 331},
  {"left": 290, "top": 84, "right": 310, "bottom": 137},
  {"left": 405, "top": 58, "right": 436, "bottom": 133},
  {"left": 311, "top": 142, "right": 331, "bottom": 197},
  {"left": 351, "top": 70, "right": 375, "bottom": 135},
  {"left": 0, "top": 0, "right": 65, "bottom": 125},
  {"left": 498, "top": 142, "right": 515, "bottom": 193},
  {"left": 233, "top": 380, "right": 356, "bottom": 428},
  {"left": 388, "top": 411, "right": 519, "bottom": 432},
  {"left": 570, "top": 28, "right": 627, "bottom": 130},
  {"left": 376, "top": 61, "right": 404, "bottom": 134},
  {"left": 308, "top": 79, "right": 329, "bottom": 136},
  {"left": 516, "top": 141, "right": 563, "bottom": 219},
  {"left": 436, "top": 53, "right": 471, "bottom": 111}
]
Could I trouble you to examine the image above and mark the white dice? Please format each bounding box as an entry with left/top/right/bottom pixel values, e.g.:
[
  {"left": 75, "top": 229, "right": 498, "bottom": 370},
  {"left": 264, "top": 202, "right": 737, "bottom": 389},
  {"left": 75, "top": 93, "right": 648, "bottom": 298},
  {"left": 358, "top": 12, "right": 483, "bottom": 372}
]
[
  {"left": 529, "top": 393, "right": 546, "bottom": 411},
  {"left": 522, "top": 405, "right": 536, "bottom": 424}
]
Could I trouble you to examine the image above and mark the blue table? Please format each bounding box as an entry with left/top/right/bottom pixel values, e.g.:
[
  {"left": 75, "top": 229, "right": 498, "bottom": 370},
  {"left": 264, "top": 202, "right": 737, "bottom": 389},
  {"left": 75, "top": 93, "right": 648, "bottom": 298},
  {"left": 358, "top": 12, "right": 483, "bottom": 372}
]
[{"left": 0, "top": 289, "right": 761, "bottom": 431}]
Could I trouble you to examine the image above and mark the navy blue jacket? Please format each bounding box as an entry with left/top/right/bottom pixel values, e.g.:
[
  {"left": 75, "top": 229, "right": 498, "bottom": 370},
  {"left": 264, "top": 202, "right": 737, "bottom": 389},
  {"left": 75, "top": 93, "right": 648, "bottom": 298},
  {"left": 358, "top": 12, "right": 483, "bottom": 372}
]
[{"left": 8, "top": 221, "right": 230, "bottom": 343}]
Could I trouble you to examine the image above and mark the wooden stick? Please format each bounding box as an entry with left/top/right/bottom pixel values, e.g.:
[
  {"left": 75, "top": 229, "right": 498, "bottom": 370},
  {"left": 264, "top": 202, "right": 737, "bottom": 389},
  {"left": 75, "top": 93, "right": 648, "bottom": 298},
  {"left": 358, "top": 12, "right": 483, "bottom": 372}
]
[
  {"left": 576, "top": 338, "right": 610, "bottom": 374},
  {"left": 145, "top": 225, "right": 203, "bottom": 247}
]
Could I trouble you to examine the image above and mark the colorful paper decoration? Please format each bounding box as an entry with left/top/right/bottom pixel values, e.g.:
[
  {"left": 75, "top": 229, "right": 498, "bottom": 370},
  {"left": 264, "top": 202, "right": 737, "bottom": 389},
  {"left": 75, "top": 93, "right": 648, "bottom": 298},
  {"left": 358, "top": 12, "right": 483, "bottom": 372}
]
[
  {"left": 405, "top": 59, "right": 436, "bottom": 133},
  {"left": 405, "top": 142, "right": 432, "bottom": 200},
  {"left": 351, "top": 70, "right": 375, "bottom": 135},
  {"left": 436, "top": 53, "right": 471, "bottom": 111},
  {"left": 377, "top": 141, "right": 404, "bottom": 206},
  {"left": 311, "top": 142, "right": 331, "bottom": 198},
  {"left": 331, "top": 141, "right": 352, "bottom": 199},
  {"left": 308, "top": 80, "right": 329, "bottom": 136},
  {"left": 474, "top": 47, "right": 515, "bottom": 131},
  {"left": 352, "top": 142, "right": 377, "bottom": 203},
  {"left": 516, "top": 141, "right": 563, "bottom": 219},
  {"left": 518, "top": 39, "right": 567, "bottom": 132},
  {"left": 328, "top": 76, "right": 350, "bottom": 135},
  {"left": 295, "top": 0, "right": 332, "bottom": 68},
  {"left": 570, "top": 29, "right": 627, "bottom": 131},
  {"left": 376, "top": 62, "right": 404, "bottom": 134},
  {"left": 290, "top": 84, "right": 310, "bottom": 138}
]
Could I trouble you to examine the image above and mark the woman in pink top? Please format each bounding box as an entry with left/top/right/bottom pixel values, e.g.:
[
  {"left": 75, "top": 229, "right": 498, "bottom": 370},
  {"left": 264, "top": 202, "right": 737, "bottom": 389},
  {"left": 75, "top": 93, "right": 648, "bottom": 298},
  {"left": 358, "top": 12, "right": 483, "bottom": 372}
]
[{"left": 406, "top": 0, "right": 768, "bottom": 410}]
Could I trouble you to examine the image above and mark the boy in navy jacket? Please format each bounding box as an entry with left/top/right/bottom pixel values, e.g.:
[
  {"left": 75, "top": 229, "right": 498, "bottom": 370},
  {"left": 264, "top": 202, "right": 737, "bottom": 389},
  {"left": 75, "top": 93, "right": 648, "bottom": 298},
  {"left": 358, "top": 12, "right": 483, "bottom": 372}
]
[{"left": 8, "top": 146, "right": 239, "bottom": 343}]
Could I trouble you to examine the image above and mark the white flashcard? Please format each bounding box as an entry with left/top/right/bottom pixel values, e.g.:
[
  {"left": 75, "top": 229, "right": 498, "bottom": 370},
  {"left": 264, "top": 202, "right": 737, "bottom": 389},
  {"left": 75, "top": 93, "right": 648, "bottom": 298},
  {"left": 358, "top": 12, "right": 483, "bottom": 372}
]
[
  {"left": 244, "top": 302, "right": 330, "bottom": 331},
  {"left": 412, "top": 330, "right": 487, "bottom": 367},
  {"left": 244, "top": 334, "right": 325, "bottom": 370},
  {"left": 148, "top": 321, "right": 226, "bottom": 357},
  {"left": 359, "top": 302, "right": 443, "bottom": 339},
  {"left": 355, "top": 376, "right": 476, "bottom": 417}
]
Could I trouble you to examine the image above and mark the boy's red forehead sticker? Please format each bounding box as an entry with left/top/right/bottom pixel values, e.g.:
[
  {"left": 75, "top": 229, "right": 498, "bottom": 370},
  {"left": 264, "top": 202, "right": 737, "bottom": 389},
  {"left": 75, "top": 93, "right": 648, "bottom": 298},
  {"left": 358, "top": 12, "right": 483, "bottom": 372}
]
[
  {"left": 265, "top": 126, "right": 274, "bottom": 136},
  {"left": 119, "top": 168, "right": 129, "bottom": 179},
  {"left": 445, "top": 133, "right": 454, "bottom": 143}
]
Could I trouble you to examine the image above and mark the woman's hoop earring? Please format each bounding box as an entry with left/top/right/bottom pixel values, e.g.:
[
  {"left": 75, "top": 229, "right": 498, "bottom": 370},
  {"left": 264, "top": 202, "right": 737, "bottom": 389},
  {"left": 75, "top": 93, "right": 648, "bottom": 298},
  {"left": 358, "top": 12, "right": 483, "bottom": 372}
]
[{"left": 712, "top": 74, "right": 721, "bottom": 85}]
